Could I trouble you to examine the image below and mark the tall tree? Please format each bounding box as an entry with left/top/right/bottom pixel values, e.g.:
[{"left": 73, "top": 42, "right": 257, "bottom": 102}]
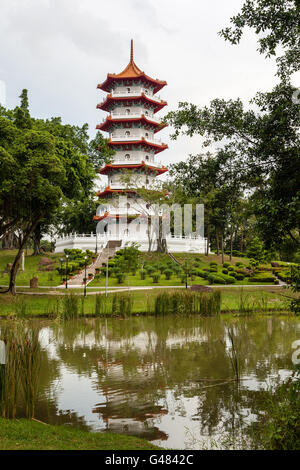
[{"left": 219, "top": 0, "right": 300, "bottom": 79}]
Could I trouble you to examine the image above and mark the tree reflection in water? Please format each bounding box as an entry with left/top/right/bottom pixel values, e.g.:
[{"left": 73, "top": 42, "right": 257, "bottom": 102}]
[{"left": 1, "top": 315, "right": 298, "bottom": 449}]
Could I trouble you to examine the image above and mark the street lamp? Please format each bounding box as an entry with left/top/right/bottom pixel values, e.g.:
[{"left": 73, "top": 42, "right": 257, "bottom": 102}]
[
  {"left": 59, "top": 258, "right": 63, "bottom": 284},
  {"left": 84, "top": 256, "right": 87, "bottom": 297},
  {"left": 95, "top": 229, "right": 98, "bottom": 254},
  {"left": 65, "top": 254, "right": 69, "bottom": 289}
]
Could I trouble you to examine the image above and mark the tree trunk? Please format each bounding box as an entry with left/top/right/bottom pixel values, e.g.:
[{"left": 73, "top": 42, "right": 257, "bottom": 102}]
[
  {"left": 216, "top": 230, "right": 220, "bottom": 256},
  {"left": 156, "top": 216, "right": 167, "bottom": 253},
  {"left": 1, "top": 231, "right": 17, "bottom": 250},
  {"left": 1, "top": 215, "right": 44, "bottom": 295},
  {"left": 206, "top": 225, "right": 210, "bottom": 256},
  {"left": 229, "top": 226, "right": 233, "bottom": 262},
  {"left": 221, "top": 233, "right": 224, "bottom": 265},
  {"left": 32, "top": 224, "right": 42, "bottom": 256}
]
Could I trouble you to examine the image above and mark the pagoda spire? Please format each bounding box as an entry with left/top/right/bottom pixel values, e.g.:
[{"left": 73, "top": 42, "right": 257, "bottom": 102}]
[{"left": 130, "top": 39, "right": 134, "bottom": 63}]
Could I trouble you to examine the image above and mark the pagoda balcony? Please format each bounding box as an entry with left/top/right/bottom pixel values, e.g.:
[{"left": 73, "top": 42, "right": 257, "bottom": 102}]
[
  {"left": 111, "top": 88, "right": 162, "bottom": 100},
  {"left": 112, "top": 157, "right": 163, "bottom": 167},
  {"left": 109, "top": 111, "right": 161, "bottom": 123},
  {"left": 110, "top": 134, "right": 163, "bottom": 145}
]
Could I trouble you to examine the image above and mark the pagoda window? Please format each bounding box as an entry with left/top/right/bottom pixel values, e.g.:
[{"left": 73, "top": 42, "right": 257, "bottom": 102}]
[
  {"left": 126, "top": 202, "right": 130, "bottom": 209},
  {"left": 127, "top": 88, "right": 131, "bottom": 93},
  {"left": 145, "top": 155, "right": 149, "bottom": 161},
  {"left": 146, "top": 178, "right": 149, "bottom": 185},
  {"left": 125, "top": 154, "right": 130, "bottom": 160},
  {"left": 125, "top": 131, "right": 130, "bottom": 137},
  {"left": 145, "top": 110, "right": 149, "bottom": 116},
  {"left": 126, "top": 109, "right": 130, "bottom": 115}
]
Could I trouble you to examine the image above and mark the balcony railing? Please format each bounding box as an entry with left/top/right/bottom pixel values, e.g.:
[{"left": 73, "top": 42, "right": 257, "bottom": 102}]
[
  {"left": 112, "top": 158, "right": 163, "bottom": 167},
  {"left": 110, "top": 111, "right": 161, "bottom": 123},
  {"left": 110, "top": 134, "right": 162, "bottom": 145},
  {"left": 99, "top": 89, "right": 164, "bottom": 105}
]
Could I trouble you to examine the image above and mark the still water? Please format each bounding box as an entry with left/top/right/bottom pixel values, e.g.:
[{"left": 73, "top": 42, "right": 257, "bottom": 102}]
[{"left": 6, "top": 316, "right": 300, "bottom": 449}]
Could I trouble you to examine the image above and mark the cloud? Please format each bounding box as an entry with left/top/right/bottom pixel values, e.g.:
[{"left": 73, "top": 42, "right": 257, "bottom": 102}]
[{"left": 0, "top": 0, "right": 284, "bottom": 166}]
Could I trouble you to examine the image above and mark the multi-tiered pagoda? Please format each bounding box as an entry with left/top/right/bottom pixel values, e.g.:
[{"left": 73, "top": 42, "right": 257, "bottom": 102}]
[
  {"left": 54, "top": 41, "right": 207, "bottom": 253},
  {"left": 94, "top": 40, "right": 169, "bottom": 250}
]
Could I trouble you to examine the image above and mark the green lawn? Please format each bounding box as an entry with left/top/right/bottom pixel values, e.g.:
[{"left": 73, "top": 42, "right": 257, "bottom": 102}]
[
  {"left": 0, "top": 287, "right": 290, "bottom": 317},
  {"left": 0, "top": 250, "right": 62, "bottom": 287},
  {"left": 0, "top": 418, "right": 161, "bottom": 450},
  {"left": 0, "top": 250, "right": 282, "bottom": 289}
]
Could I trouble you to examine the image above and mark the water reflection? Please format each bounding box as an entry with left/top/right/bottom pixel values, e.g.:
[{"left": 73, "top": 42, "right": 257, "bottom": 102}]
[{"left": 2, "top": 316, "right": 299, "bottom": 449}]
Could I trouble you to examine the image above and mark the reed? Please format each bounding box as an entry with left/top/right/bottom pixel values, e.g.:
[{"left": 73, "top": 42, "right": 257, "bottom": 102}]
[
  {"left": 111, "top": 293, "right": 133, "bottom": 317},
  {"left": 0, "top": 323, "right": 42, "bottom": 419},
  {"left": 61, "top": 293, "right": 79, "bottom": 320},
  {"left": 15, "top": 298, "right": 28, "bottom": 318},
  {"left": 226, "top": 326, "right": 241, "bottom": 382},
  {"left": 154, "top": 290, "right": 221, "bottom": 316}
]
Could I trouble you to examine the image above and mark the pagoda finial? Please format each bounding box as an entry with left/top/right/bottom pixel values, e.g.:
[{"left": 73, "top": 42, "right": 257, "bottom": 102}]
[{"left": 130, "top": 39, "right": 134, "bottom": 63}]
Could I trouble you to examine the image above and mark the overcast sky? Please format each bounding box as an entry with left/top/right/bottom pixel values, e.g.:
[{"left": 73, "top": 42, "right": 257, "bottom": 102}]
[{"left": 0, "top": 0, "right": 298, "bottom": 168}]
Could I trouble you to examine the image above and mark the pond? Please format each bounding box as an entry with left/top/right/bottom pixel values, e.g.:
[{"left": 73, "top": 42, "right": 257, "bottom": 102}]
[{"left": 1, "top": 315, "right": 299, "bottom": 449}]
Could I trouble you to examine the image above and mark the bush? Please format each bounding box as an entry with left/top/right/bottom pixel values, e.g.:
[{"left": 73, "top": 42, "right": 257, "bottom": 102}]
[
  {"left": 197, "top": 270, "right": 208, "bottom": 279},
  {"left": 249, "top": 272, "right": 276, "bottom": 283},
  {"left": 151, "top": 272, "right": 161, "bottom": 283},
  {"left": 209, "top": 262, "right": 218, "bottom": 267},
  {"left": 208, "top": 274, "right": 226, "bottom": 285},
  {"left": 222, "top": 269, "right": 228, "bottom": 275},
  {"left": 164, "top": 269, "right": 173, "bottom": 280},
  {"left": 209, "top": 267, "right": 218, "bottom": 272},
  {"left": 228, "top": 266, "right": 234, "bottom": 271},
  {"left": 249, "top": 375, "right": 300, "bottom": 450},
  {"left": 116, "top": 273, "right": 126, "bottom": 284},
  {"left": 223, "top": 262, "right": 230, "bottom": 268},
  {"left": 140, "top": 270, "right": 146, "bottom": 280},
  {"left": 235, "top": 273, "right": 244, "bottom": 281}
]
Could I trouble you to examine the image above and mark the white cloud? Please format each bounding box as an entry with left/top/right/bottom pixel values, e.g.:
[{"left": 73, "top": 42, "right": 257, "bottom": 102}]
[{"left": 0, "top": 0, "right": 289, "bottom": 168}]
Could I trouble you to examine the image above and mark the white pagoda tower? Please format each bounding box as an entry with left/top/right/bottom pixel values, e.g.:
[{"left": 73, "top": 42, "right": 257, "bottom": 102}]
[{"left": 94, "top": 40, "right": 169, "bottom": 251}]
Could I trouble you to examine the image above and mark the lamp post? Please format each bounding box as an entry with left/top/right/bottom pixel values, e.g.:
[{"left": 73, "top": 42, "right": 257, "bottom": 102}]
[
  {"left": 105, "top": 255, "right": 109, "bottom": 298},
  {"left": 59, "top": 258, "right": 63, "bottom": 284},
  {"left": 84, "top": 256, "right": 87, "bottom": 297},
  {"left": 95, "top": 229, "right": 98, "bottom": 254},
  {"left": 65, "top": 254, "right": 69, "bottom": 289},
  {"left": 0, "top": 340, "right": 6, "bottom": 403}
]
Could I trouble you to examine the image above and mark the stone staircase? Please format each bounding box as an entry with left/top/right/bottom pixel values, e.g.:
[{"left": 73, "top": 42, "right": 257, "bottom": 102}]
[{"left": 58, "top": 241, "right": 122, "bottom": 287}]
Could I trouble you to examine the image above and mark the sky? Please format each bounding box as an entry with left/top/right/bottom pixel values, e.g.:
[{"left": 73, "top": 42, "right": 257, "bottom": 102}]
[{"left": 0, "top": 0, "right": 298, "bottom": 168}]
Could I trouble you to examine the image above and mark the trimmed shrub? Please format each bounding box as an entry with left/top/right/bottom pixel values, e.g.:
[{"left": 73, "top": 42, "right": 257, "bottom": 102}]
[
  {"left": 222, "top": 269, "right": 228, "bottom": 275},
  {"left": 208, "top": 274, "right": 226, "bottom": 285},
  {"left": 249, "top": 272, "right": 276, "bottom": 283},
  {"left": 151, "top": 272, "right": 161, "bottom": 283},
  {"left": 223, "top": 262, "right": 230, "bottom": 268},
  {"left": 140, "top": 270, "right": 146, "bottom": 280},
  {"left": 197, "top": 270, "right": 208, "bottom": 279},
  {"left": 164, "top": 269, "right": 173, "bottom": 280},
  {"left": 228, "top": 266, "right": 235, "bottom": 271},
  {"left": 209, "top": 267, "right": 218, "bottom": 272}
]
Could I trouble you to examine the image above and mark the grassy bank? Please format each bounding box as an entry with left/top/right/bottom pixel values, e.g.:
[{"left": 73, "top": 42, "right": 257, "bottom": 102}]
[
  {"left": 0, "top": 286, "right": 291, "bottom": 317},
  {"left": 0, "top": 418, "right": 161, "bottom": 450}
]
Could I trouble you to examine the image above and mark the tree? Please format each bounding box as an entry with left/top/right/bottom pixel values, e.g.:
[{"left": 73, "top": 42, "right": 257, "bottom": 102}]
[
  {"left": 166, "top": 82, "right": 300, "bottom": 251},
  {"left": 219, "top": 0, "right": 300, "bottom": 80},
  {"left": 0, "top": 90, "right": 98, "bottom": 294}
]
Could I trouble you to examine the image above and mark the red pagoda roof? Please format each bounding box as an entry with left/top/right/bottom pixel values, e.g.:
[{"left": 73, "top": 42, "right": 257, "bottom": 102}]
[
  {"left": 97, "top": 114, "right": 167, "bottom": 133},
  {"left": 97, "top": 40, "right": 167, "bottom": 94},
  {"left": 96, "top": 186, "right": 137, "bottom": 198},
  {"left": 108, "top": 138, "right": 168, "bottom": 154},
  {"left": 98, "top": 161, "right": 168, "bottom": 176},
  {"left": 93, "top": 212, "right": 141, "bottom": 222}
]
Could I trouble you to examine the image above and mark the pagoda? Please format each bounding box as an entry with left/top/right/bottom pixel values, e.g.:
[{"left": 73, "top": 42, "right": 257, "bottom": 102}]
[
  {"left": 94, "top": 40, "right": 169, "bottom": 250},
  {"left": 53, "top": 41, "right": 208, "bottom": 253}
]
